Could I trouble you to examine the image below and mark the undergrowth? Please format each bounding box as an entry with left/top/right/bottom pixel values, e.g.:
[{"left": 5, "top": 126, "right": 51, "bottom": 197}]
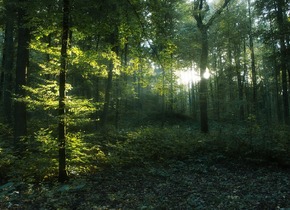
[
  {"left": 105, "top": 123, "right": 290, "bottom": 169},
  {"left": 0, "top": 122, "right": 290, "bottom": 209},
  {"left": 0, "top": 122, "right": 289, "bottom": 183}
]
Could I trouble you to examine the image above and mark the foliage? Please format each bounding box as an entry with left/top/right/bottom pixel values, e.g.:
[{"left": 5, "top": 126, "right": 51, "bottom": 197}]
[
  {"left": 0, "top": 123, "right": 14, "bottom": 182},
  {"left": 102, "top": 122, "right": 290, "bottom": 169},
  {"left": 106, "top": 126, "right": 200, "bottom": 167},
  {"left": 0, "top": 146, "right": 15, "bottom": 184},
  {"left": 0, "top": 128, "right": 108, "bottom": 183},
  {"left": 0, "top": 123, "right": 13, "bottom": 140},
  {"left": 1, "top": 132, "right": 290, "bottom": 209},
  {"left": 1, "top": 122, "right": 290, "bottom": 208},
  {"left": 66, "top": 132, "right": 107, "bottom": 175},
  {"left": 209, "top": 122, "right": 290, "bottom": 166}
]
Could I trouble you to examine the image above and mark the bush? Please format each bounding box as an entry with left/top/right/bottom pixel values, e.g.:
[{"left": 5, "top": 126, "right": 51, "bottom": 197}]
[
  {"left": 0, "top": 123, "right": 14, "bottom": 183},
  {"left": 106, "top": 126, "right": 206, "bottom": 167},
  {"left": 209, "top": 122, "right": 290, "bottom": 166}
]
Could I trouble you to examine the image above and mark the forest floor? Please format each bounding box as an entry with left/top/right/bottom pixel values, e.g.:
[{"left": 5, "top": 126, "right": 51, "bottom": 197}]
[{"left": 1, "top": 154, "right": 290, "bottom": 210}]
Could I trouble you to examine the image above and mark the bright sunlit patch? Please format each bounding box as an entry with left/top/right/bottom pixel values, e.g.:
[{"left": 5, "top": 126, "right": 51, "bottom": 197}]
[
  {"left": 177, "top": 69, "right": 201, "bottom": 85},
  {"left": 203, "top": 68, "right": 211, "bottom": 79}
]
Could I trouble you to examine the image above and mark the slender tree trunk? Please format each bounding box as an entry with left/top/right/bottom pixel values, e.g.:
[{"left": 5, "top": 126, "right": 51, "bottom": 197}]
[
  {"left": 235, "top": 47, "right": 244, "bottom": 120},
  {"left": 199, "top": 27, "right": 209, "bottom": 133},
  {"left": 101, "top": 29, "right": 118, "bottom": 128},
  {"left": 169, "top": 54, "right": 174, "bottom": 113},
  {"left": 247, "top": 0, "right": 257, "bottom": 114},
  {"left": 58, "top": 0, "right": 70, "bottom": 183},
  {"left": 215, "top": 53, "right": 222, "bottom": 121},
  {"left": 276, "top": 0, "right": 289, "bottom": 124},
  {"left": 101, "top": 60, "right": 114, "bottom": 128},
  {"left": 94, "top": 40, "right": 101, "bottom": 130},
  {"left": 94, "top": 76, "right": 100, "bottom": 130},
  {"left": 14, "top": 0, "right": 30, "bottom": 147},
  {"left": 137, "top": 47, "right": 144, "bottom": 125},
  {"left": 2, "top": 0, "right": 15, "bottom": 124},
  {"left": 274, "top": 62, "right": 283, "bottom": 123},
  {"left": 243, "top": 37, "right": 250, "bottom": 116},
  {"left": 0, "top": 70, "right": 3, "bottom": 102},
  {"left": 285, "top": 0, "right": 290, "bottom": 90},
  {"left": 161, "top": 66, "right": 166, "bottom": 127}
]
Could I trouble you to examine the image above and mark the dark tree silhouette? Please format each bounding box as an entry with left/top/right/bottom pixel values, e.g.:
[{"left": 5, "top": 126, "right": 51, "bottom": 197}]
[
  {"left": 193, "top": 0, "right": 232, "bottom": 133},
  {"left": 58, "top": 0, "right": 70, "bottom": 182},
  {"left": 14, "top": 0, "right": 30, "bottom": 147}
]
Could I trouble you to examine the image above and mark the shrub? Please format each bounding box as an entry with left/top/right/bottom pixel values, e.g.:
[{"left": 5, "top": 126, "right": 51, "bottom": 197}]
[{"left": 106, "top": 126, "right": 206, "bottom": 167}]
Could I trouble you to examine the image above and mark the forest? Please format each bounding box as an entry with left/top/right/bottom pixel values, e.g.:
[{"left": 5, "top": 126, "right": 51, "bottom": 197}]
[{"left": 0, "top": 0, "right": 290, "bottom": 209}]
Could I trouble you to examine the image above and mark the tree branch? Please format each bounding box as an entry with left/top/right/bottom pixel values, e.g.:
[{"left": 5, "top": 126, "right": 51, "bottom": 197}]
[
  {"left": 125, "top": 0, "right": 166, "bottom": 70},
  {"left": 205, "top": 0, "right": 232, "bottom": 29}
]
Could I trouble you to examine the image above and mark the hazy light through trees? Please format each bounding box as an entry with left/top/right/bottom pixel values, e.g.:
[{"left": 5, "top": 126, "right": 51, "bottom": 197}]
[
  {"left": 203, "top": 68, "right": 211, "bottom": 79},
  {"left": 176, "top": 69, "right": 201, "bottom": 85},
  {"left": 176, "top": 67, "right": 211, "bottom": 86}
]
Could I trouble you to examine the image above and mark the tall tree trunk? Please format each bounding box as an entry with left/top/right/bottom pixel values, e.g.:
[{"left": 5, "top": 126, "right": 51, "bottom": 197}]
[
  {"left": 242, "top": 38, "right": 250, "bottom": 116},
  {"left": 101, "top": 31, "right": 118, "bottom": 128},
  {"left": 275, "top": 61, "right": 283, "bottom": 122},
  {"left": 2, "top": 0, "right": 15, "bottom": 124},
  {"left": 161, "top": 66, "right": 166, "bottom": 127},
  {"left": 235, "top": 46, "right": 244, "bottom": 120},
  {"left": 137, "top": 45, "right": 144, "bottom": 125},
  {"left": 276, "top": 0, "right": 289, "bottom": 124},
  {"left": 215, "top": 52, "right": 222, "bottom": 121},
  {"left": 191, "top": 64, "right": 198, "bottom": 120},
  {"left": 169, "top": 54, "right": 174, "bottom": 113},
  {"left": 58, "top": 0, "right": 70, "bottom": 183},
  {"left": 193, "top": 0, "right": 232, "bottom": 132},
  {"left": 101, "top": 59, "right": 113, "bottom": 128},
  {"left": 14, "top": 0, "right": 30, "bottom": 147},
  {"left": 199, "top": 27, "right": 209, "bottom": 133},
  {"left": 247, "top": 0, "right": 258, "bottom": 114},
  {"left": 0, "top": 69, "right": 3, "bottom": 102}
]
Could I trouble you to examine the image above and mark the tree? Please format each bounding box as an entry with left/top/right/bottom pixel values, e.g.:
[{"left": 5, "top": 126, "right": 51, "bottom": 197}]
[
  {"left": 276, "top": 0, "right": 289, "bottom": 124},
  {"left": 208, "top": 0, "right": 249, "bottom": 121},
  {"left": 58, "top": 0, "right": 70, "bottom": 182},
  {"left": 14, "top": 0, "right": 30, "bottom": 147},
  {"left": 255, "top": 0, "right": 289, "bottom": 124},
  {"left": 193, "top": 0, "right": 232, "bottom": 133},
  {"left": 247, "top": 0, "right": 258, "bottom": 114},
  {"left": 2, "top": 0, "right": 15, "bottom": 124}
]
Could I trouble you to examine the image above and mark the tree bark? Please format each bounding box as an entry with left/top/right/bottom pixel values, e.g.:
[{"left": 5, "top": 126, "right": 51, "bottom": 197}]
[
  {"left": 199, "top": 27, "right": 209, "bottom": 133},
  {"left": 276, "top": 0, "right": 289, "bottom": 124},
  {"left": 193, "top": 0, "right": 232, "bottom": 132},
  {"left": 247, "top": 0, "right": 258, "bottom": 114},
  {"left": 235, "top": 46, "right": 244, "bottom": 120},
  {"left": 14, "top": 0, "right": 30, "bottom": 147},
  {"left": 58, "top": 0, "right": 70, "bottom": 183},
  {"left": 193, "top": 0, "right": 210, "bottom": 133},
  {"left": 101, "top": 31, "right": 118, "bottom": 129},
  {"left": 2, "top": 0, "right": 15, "bottom": 124},
  {"left": 169, "top": 54, "right": 174, "bottom": 113},
  {"left": 101, "top": 61, "right": 113, "bottom": 128}
]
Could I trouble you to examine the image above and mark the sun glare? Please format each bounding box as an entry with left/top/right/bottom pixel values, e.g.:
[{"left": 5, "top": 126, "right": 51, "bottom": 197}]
[
  {"left": 177, "top": 67, "right": 211, "bottom": 86},
  {"left": 203, "top": 69, "right": 211, "bottom": 79},
  {"left": 177, "top": 69, "right": 201, "bottom": 85}
]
